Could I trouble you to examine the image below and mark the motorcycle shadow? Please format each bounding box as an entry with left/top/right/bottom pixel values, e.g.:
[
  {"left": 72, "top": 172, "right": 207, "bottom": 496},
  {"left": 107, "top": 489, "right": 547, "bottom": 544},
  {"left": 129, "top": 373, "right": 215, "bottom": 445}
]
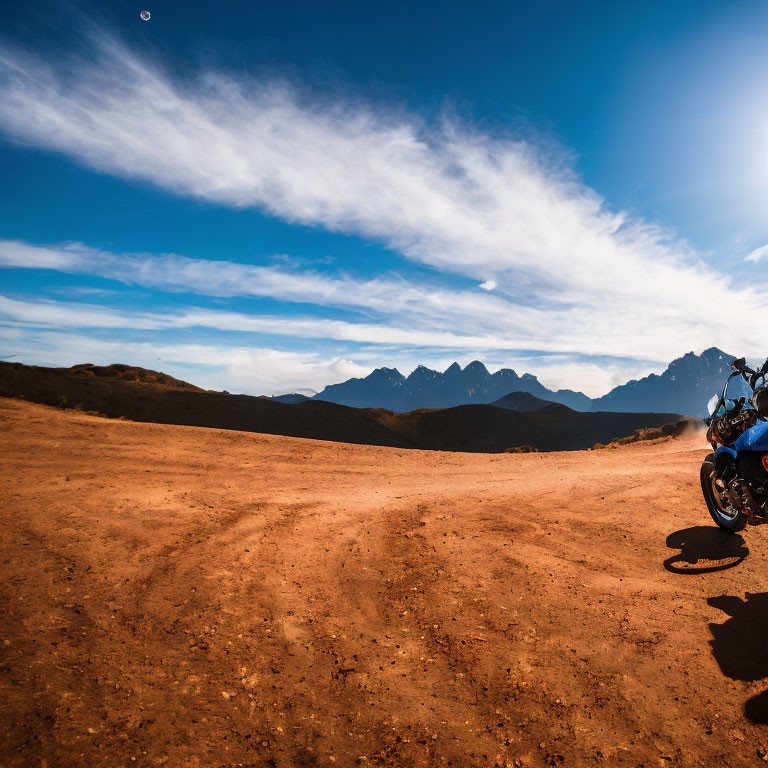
[
  {"left": 663, "top": 526, "right": 749, "bottom": 574},
  {"left": 708, "top": 592, "right": 768, "bottom": 724}
]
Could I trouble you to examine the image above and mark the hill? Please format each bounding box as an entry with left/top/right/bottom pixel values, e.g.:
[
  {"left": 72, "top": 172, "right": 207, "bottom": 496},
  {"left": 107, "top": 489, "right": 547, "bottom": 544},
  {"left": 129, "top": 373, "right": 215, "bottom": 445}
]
[
  {"left": 0, "top": 361, "right": 692, "bottom": 452},
  {"left": 270, "top": 392, "right": 311, "bottom": 404},
  {"left": 489, "top": 390, "right": 553, "bottom": 411},
  {"left": 67, "top": 362, "right": 205, "bottom": 391},
  {"left": 375, "top": 402, "right": 691, "bottom": 452},
  {"left": 0, "top": 361, "right": 412, "bottom": 448}
]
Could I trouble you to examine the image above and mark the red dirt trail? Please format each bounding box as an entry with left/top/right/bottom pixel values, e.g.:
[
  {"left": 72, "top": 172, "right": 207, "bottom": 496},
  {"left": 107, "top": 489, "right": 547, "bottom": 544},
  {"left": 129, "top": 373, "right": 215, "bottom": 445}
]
[{"left": 2, "top": 397, "right": 768, "bottom": 767}]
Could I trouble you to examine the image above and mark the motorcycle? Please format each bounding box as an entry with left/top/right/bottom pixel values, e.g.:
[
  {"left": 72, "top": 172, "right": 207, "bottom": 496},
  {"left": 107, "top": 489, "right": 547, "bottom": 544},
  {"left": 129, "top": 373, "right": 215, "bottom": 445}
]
[{"left": 700, "top": 356, "right": 768, "bottom": 531}]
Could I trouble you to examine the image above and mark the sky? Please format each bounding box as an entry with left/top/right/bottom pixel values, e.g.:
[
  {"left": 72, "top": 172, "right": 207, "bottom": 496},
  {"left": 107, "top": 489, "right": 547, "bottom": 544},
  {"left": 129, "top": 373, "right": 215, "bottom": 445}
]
[{"left": 1, "top": 0, "right": 768, "bottom": 397}]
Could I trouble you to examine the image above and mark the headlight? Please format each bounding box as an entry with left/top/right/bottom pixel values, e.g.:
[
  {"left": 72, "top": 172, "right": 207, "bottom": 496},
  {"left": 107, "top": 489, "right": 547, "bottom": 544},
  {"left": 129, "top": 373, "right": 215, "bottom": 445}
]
[{"left": 709, "top": 417, "right": 734, "bottom": 446}]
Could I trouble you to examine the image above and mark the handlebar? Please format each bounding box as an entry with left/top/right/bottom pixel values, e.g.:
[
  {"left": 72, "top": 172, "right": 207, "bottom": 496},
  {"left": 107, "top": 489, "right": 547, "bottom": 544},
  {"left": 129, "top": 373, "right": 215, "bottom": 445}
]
[
  {"left": 731, "top": 357, "right": 755, "bottom": 376},
  {"left": 706, "top": 356, "right": 768, "bottom": 429},
  {"left": 730, "top": 356, "right": 768, "bottom": 391}
]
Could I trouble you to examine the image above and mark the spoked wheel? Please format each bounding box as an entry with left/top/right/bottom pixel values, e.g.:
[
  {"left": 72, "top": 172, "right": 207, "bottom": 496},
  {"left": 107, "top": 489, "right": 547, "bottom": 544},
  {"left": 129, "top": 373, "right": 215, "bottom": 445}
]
[{"left": 700, "top": 455, "right": 746, "bottom": 532}]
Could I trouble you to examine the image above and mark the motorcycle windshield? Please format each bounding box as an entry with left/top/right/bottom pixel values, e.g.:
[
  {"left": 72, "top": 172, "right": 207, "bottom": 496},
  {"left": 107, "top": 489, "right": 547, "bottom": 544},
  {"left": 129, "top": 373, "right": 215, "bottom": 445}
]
[{"left": 733, "top": 420, "right": 768, "bottom": 452}]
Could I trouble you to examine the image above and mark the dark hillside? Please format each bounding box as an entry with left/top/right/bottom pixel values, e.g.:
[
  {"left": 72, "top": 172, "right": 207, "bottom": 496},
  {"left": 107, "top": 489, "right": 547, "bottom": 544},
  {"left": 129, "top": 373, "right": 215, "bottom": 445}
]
[
  {"left": 0, "top": 362, "right": 412, "bottom": 448},
  {"left": 0, "top": 362, "right": 692, "bottom": 452},
  {"left": 377, "top": 403, "right": 692, "bottom": 452}
]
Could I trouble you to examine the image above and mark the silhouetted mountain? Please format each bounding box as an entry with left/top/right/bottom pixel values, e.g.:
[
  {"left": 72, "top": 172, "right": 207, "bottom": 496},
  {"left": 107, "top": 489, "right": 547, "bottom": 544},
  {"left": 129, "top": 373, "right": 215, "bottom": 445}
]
[
  {"left": 271, "top": 393, "right": 311, "bottom": 404},
  {"left": 489, "top": 391, "right": 553, "bottom": 412},
  {"left": 590, "top": 348, "right": 753, "bottom": 417},
  {"left": 312, "top": 361, "right": 592, "bottom": 411}
]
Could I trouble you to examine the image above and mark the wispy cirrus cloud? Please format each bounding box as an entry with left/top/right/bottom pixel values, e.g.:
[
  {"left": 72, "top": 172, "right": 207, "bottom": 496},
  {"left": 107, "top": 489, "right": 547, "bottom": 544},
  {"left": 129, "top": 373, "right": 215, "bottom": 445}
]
[
  {"left": 0, "top": 238, "right": 765, "bottom": 368},
  {"left": 0, "top": 292, "right": 542, "bottom": 351},
  {"left": 0, "top": 240, "right": 511, "bottom": 321},
  {"left": 0, "top": 36, "right": 699, "bottom": 306},
  {"left": 746, "top": 244, "right": 768, "bottom": 263},
  {"left": 0, "top": 34, "right": 766, "bottom": 395},
  {"left": 0, "top": 291, "right": 659, "bottom": 395},
  {"left": 0, "top": 240, "right": 554, "bottom": 346}
]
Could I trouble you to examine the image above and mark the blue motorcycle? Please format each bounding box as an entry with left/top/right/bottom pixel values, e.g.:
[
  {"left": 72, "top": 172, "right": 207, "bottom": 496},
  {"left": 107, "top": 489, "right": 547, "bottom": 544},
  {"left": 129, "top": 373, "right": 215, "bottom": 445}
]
[{"left": 701, "top": 357, "right": 768, "bottom": 531}]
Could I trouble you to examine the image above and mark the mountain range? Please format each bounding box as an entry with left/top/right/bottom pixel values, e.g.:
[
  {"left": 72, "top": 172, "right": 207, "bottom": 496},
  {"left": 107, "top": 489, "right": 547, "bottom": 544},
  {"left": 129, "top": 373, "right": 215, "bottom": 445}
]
[
  {"left": 281, "top": 360, "right": 592, "bottom": 411},
  {"left": 274, "top": 347, "right": 757, "bottom": 418}
]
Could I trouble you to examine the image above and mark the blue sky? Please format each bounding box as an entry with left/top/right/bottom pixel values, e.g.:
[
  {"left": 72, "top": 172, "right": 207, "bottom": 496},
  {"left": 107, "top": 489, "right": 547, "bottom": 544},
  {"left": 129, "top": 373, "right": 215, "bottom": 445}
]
[{"left": 1, "top": 0, "right": 767, "bottom": 396}]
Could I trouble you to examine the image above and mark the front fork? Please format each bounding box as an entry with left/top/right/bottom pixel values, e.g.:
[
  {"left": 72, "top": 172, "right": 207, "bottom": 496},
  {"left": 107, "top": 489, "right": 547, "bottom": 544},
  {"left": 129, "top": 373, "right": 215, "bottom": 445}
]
[{"left": 711, "top": 447, "right": 762, "bottom": 522}]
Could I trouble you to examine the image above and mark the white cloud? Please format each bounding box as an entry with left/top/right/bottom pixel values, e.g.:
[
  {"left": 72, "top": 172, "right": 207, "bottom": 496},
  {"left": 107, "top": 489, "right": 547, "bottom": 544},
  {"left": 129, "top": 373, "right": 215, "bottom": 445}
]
[
  {"left": 0, "top": 37, "right": 740, "bottom": 305},
  {"left": 1, "top": 238, "right": 765, "bottom": 368},
  {"left": 0, "top": 35, "right": 767, "bottom": 394},
  {"left": 0, "top": 292, "right": 531, "bottom": 350},
  {"left": 746, "top": 244, "right": 768, "bottom": 262},
  {"left": 0, "top": 294, "right": 164, "bottom": 330},
  {"left": 0, "top": 240, "right": 527, "bottom": 330},
  {"left": 0, "top": 291, "right": 659, "bottom": 396},
  {"left": 0, "top": 292, "right": 648, "bottom": 373}
]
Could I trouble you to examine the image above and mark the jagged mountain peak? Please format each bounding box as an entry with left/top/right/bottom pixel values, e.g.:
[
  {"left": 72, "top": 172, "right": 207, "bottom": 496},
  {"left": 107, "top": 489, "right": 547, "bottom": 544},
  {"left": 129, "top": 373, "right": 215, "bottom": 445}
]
[
  {"left": 366, "top": 366, "right": 404, "bottom": 381},
  {"left": 407, "top": 365, "right": 440, "bottom": 381},
  {"left": 464, "top": 360, "right": 489, "bottom": 374},
  {"left": 492, "top": 368, "right": 520, "bottom": 379},
  {"left": 310, "top": 359, "right": 590, "bottom": 411},
  {"left": 669, "top": 347, "right": 729, "bottom": 367},
  {"left": 590, "top": 347, "right": 753, "bottom": 417}
]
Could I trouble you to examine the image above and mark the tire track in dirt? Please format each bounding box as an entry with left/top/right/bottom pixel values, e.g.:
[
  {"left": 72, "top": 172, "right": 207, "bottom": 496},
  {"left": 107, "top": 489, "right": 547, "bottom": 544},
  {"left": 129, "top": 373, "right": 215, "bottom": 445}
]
[{"left": 4, "top": 400, "right": 768, "bottom": 767}]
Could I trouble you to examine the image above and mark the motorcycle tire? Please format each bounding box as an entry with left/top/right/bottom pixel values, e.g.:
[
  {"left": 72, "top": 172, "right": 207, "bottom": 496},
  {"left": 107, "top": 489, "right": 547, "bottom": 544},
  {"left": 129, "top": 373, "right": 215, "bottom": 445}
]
[{"left": 700, "top": 453, "right": 747, "bottom": 532}]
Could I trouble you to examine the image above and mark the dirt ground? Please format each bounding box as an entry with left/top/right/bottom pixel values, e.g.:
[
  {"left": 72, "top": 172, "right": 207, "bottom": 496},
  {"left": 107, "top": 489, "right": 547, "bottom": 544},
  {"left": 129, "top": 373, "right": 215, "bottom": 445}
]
[{"left": 2, "top": 397, "right": 768, "bottom": 768}]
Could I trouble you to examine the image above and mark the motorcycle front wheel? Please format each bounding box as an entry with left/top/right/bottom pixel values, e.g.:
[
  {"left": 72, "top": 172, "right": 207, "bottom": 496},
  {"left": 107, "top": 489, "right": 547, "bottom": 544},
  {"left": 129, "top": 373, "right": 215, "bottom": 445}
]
[{"left": 700, "top": 453, "right": 747, "bottom": 532}]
